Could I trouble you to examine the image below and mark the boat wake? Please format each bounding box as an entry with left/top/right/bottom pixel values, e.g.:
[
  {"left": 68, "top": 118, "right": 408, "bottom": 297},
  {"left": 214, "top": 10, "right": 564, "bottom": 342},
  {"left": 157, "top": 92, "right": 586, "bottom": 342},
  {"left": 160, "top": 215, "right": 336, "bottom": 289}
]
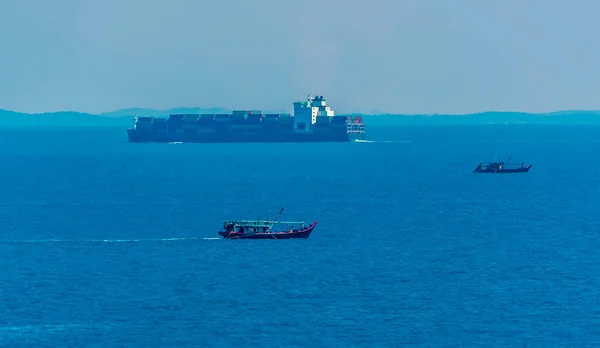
[
  {"left": 0, "top": 323, "right": 114, "bottom": 343},
  {"left": 475, "top": 140, "right": 600, "bottom": 143},
  {"left": 0, "top": 323, "right": 109, "bottom": 333},
  {"left": 354, "top": 139, "right": 411, "bottom": 143},
  {"left": 0, "top": 237, "right": 219, "bottom": 244}
]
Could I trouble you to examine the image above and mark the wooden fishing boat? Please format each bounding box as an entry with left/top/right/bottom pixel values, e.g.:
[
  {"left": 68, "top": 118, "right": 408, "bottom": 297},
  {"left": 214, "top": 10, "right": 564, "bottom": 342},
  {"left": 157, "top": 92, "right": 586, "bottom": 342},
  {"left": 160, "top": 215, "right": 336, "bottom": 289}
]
[
  {"left": 473, "top": 157, "right": 532, "bottom": 173},
  {"left": 218, "top": 208, "right": 317, "bottom": 240}
]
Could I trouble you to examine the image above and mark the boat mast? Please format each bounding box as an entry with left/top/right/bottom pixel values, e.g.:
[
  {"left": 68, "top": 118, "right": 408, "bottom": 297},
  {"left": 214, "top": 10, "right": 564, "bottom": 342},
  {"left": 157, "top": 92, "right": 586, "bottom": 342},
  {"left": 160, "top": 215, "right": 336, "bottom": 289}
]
[{"left": 266, "top": 207, "right": 284, "bottom": 232}]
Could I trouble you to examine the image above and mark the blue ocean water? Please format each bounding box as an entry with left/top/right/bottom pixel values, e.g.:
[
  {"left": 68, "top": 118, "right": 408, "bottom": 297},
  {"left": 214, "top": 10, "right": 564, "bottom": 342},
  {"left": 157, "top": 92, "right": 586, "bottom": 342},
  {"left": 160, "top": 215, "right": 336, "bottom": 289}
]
[{"left": 1, "top": 124, "right": 600, "bottom": 347}]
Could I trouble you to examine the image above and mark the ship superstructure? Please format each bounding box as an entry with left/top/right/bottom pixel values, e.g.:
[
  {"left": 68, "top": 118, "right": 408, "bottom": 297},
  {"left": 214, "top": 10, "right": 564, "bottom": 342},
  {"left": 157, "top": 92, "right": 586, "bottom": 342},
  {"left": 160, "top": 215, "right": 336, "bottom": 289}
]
[{"left": 126, "top": 94, "right": 366, "bottom": 143}]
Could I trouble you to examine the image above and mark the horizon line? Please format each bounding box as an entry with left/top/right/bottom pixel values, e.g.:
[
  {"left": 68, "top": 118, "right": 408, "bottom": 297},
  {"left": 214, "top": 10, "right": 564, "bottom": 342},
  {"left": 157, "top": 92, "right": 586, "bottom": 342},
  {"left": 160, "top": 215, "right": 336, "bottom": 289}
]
[{"left": 1, "top": 107, "right": 600, "bottom": 117}]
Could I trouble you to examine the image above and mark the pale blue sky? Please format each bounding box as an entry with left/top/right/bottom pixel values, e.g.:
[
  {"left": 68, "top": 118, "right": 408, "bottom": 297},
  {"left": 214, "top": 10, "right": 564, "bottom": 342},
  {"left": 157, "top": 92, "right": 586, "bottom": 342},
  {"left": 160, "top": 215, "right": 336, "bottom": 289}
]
[{"left": 0, "top": 0, "right": 599, "bottom": 114}]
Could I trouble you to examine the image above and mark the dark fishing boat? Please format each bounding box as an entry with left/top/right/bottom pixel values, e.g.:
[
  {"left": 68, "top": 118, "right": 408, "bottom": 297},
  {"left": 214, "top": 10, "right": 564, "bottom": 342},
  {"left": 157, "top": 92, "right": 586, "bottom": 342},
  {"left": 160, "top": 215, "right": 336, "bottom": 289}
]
[
  {"left": 218, "top": 208, "right": 317, "bottom": 240},
  {"left": 473, "top": 157, "right": 532, "bottom": 173}
]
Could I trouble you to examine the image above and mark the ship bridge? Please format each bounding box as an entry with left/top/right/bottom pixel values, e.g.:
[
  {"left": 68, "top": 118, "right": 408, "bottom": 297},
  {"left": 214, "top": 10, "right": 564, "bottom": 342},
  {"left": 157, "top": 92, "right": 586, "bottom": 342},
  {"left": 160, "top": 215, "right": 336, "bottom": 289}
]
[{"left": 293, "top": 94, "right": 335, "bottom": 133}]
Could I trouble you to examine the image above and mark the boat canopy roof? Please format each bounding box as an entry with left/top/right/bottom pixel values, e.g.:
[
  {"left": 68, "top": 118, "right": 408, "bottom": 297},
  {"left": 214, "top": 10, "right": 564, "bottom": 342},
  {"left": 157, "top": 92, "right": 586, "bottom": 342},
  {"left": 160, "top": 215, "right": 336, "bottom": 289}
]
[
  {"left": 223, "top": 219, "right": 306, "bottom": 228},
  {"left": 481, "top": 161, "right": 523, "bottom": 166},
  {"left": 479, "top": 157, "right": 527, "bottom": 166},
  {"left": 222, "top": 208, "right": 308, "bottom": 229}
]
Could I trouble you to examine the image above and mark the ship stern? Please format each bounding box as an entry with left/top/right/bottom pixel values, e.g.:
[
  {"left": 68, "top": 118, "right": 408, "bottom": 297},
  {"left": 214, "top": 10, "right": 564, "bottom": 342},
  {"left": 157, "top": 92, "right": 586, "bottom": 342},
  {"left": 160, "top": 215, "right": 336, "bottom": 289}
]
[{"left": 126, "top": 128, "right": 142, "bottom": 142}]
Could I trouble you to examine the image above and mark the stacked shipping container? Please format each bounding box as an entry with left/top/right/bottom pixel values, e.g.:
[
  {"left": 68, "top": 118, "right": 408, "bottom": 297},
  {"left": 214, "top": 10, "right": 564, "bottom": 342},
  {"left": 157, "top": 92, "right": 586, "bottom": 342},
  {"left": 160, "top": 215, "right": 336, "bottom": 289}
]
[
  {"left": 130, "top": 112, "right": 364, "bottom": 137},
  {"left": 127, "top": 94, "right": 366, "bottom": 142},
  {"left": 182, "top": 114, "right": 199, "bottom": 134},
  {"left": 199, "top": 114, "right": 215, "bottom": 133}
]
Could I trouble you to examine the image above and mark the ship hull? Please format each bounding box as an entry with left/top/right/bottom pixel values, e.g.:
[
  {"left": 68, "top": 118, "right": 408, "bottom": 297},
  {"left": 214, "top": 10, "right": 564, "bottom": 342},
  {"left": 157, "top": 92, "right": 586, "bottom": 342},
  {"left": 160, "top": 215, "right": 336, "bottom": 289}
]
[
  {"left": 127, "top": 129, "right": 365, "bottom": 143},
  {"left": 219, "top": 222, "right": 317, "bottom": 240},
  {"left": 474, "top": 165, "right": 532, "bottom": 173},
  {"left": 126, "top": 95, "right": 366, "bottom": 143}
]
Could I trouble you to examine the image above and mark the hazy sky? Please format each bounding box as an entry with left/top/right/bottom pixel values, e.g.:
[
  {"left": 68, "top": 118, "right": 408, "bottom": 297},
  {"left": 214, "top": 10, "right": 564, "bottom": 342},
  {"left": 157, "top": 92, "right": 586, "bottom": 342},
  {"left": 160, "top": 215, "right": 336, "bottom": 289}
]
[{"left": 0, "top": 0, "right": 599, "bottom": 114}]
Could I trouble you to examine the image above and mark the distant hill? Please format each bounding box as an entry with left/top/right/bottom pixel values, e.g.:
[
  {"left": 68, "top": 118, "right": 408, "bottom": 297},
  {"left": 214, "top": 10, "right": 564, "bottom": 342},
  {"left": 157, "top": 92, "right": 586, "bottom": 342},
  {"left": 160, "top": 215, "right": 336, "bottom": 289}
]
[
  {"left": 0, "top": 109, "right": 133, "bottom": 127},
  {"left": 1, "top": 107, "right": 600, "bottom": 127},
  {"left": 98, "top": 107, "right": 232, "bottom": 118},
  {"left": 99, "top": 106, "right": 289, "bottom": 118},
  {"left": 355, "top": 110, "right": 600, "bottom": 125}
]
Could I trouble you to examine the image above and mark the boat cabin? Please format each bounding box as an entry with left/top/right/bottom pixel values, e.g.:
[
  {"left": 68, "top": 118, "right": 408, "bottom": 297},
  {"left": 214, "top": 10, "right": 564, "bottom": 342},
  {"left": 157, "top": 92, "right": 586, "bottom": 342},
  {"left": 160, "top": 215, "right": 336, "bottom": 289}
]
[
  {"left": 480, "top": 161, "right": 503, "bottom": 170},
  {"left": 222, "top": 219, "right": 307, "bottom": 234},
  {"left": 478, "top": 160, "right": 526, "bottom": 170}
]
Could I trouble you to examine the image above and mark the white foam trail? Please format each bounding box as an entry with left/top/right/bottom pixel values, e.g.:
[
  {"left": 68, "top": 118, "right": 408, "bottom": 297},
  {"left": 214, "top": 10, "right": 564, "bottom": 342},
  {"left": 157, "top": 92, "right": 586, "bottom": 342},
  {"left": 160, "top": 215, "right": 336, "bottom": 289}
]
[
  {"left": 0, "top": 323, "right": 113, "bottom": 342},
  {"left": 474, "top": 140, "right": 600, "bottom": 143},
  {"left": 0, "top": 237, "right": 218, "bottom": 244},
  {"left": 354, "top": 140, "right": 411, "bottom": 143},
  {"left": 0, "top": 324, "right": 98, "bottom": 333},
  {"left": 356, "top": 139, "right": 600, "bottom": 144}
]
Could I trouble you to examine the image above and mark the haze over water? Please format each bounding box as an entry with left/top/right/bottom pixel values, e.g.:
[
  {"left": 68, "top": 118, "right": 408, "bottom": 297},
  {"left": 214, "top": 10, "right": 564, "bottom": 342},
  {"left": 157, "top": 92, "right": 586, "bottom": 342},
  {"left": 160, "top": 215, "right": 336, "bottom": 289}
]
[
  {"left": 1, "top": 1, "right": 600, "bottom": 347},
  {"left": 1, "top": 1, "right": 599, "bottom": 115}
]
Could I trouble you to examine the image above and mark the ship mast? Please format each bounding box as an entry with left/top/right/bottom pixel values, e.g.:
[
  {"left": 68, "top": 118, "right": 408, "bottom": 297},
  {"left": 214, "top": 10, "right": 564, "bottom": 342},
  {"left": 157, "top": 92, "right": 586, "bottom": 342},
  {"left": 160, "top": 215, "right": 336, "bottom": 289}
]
[{"left": 265, "top": 207, "right": 284, "bottom": 232}]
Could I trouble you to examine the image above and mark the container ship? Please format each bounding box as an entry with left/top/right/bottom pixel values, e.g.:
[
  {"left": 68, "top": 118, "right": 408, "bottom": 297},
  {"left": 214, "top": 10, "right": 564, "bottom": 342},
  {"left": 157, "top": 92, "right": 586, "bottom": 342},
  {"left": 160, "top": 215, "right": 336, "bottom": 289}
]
[{"left": 126, "top": 94, "right": 366, "bottom": 143}]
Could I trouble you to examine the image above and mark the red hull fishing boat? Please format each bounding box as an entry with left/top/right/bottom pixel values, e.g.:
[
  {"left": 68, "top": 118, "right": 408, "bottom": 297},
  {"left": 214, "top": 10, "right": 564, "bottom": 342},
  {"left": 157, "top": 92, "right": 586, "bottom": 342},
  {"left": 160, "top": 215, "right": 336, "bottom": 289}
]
[
  {"left": 473, "top": 157, "right": 532, "bottom": 174},
  {"left": 218, "top": 208, "right": 317, "bottom": 240}
]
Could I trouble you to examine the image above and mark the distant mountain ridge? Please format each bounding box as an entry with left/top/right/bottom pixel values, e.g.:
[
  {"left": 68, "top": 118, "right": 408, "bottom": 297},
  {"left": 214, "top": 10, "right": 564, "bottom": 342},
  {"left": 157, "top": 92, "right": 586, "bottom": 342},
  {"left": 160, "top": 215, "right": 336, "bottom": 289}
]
[
  {"left": 1, "top": 107, "right": 600, "bottom": 127},
  {"left": 349, "top": 110, "right": 600, "bottom": 125},
  {"left": 98, "top": 107, "right": 233, "bottom": 118}
]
